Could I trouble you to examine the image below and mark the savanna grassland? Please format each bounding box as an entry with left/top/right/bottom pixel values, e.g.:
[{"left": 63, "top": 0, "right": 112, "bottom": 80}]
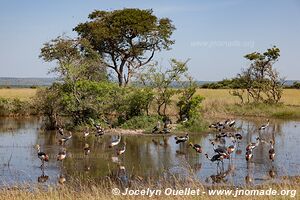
[{"left": 1, "top": 88, "right": 300, "bottom": 119}]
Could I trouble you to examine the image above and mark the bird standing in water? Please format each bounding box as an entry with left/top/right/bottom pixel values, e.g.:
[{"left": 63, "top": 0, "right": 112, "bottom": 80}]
[
  {"left": 189, "top": 142, "right": 202, "bottom": 153},
  {"left": 57, "top": 148, "right": 67, "bottom": 162},
  {"left": 259, "top": 119, "right": 270, "bottom": 131},
  {"left": 35, "top": 144, "right": 49, "bottom": 168},
  {"left": 109, "top": 134, "right": 121, "bottom": 148},
  {"left": 117, "top": 142, "right": 126, "bottom": 155},
  {"left": 269, "top": 140, "right": 275, "bottom": 161},
  {"left": 174, "top": 133, "right": 189, "bottom": 144},
  {"left": 84, "top": 143, "right": 91, "bottom": 156}
]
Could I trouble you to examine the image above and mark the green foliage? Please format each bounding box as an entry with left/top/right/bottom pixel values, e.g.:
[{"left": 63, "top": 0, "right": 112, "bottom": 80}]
[
  {"left": 201, "top": 78, "right": 246, "bottom": 89},
  {"left": 40, "top": 36, "right": 107, "bottom": 83},
  {"left": 231, "top": 46, "right": 283, "bottom": 104},
  {"left": 120, "top": 115, "right": 162, "bottom": 130},
  {"left": 0, "top": 97, "right": 32, "bottom": 116},
  {"left": 291, "top": 81, "right": 300, "bottom": 89},
  {"left": 140, "top": 59, "right": 190, "bottom": 116},
  {"left": 74, "top": 8, "right": 175, "bottom": 86}
]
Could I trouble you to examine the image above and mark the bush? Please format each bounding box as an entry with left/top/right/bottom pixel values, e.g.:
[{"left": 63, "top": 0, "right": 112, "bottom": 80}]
[{"left": 120, "top": 115, "right": 162, "bottom": 131}]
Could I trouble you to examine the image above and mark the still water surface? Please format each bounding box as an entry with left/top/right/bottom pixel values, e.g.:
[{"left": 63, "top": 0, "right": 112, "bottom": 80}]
[{"left": 0, "top": 117, "right": 299, "bottom": 186}]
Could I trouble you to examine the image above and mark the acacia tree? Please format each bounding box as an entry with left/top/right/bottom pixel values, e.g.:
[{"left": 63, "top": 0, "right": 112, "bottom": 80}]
[
  {"left": 231, "top": 46, "right": 283, "bottom": 104},
  {"left": 40, "top": 36, "right": 106, "bottom": 83},
  {"left": 139, "top": 59, "right": 189, "bottom": 116},
  {"left": 74, "top": 8, "right": 175, "bottom": 87}
]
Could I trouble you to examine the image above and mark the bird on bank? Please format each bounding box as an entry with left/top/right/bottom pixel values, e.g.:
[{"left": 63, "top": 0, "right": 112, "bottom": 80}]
[
  {"left": 117, "top": 142, "right": 126, "bottom": 155},
  {"left": 152, "top": 121, "right": 161, "bottom": 134},
  {"left": 189, "top": 142, "right": 202, "bottom": 153},
  {"left": 246, "top": 137, "right": 261, "bottom": 151},
  {"left": 83, "top": 128, "right": 89, "bottom": 139},
  {"left": 59, "top": 132, "right": 72, "bottom": 145},
  {"left": 269, "top": 140, "right": 275, "bottom": 161},
  {"left": 95, "top": 126, "right": 105, "bottom": 137},
  {"left": 84, "top": 143, "right": 91, "bottom": 156},
  {"left": 227, "top": 119, "right": 236, "bottom": 128},
  {"left": 259, "top": 119, "right": 270, "bottom": 131},
  {"left": 174, "top": 133, "right": 189, "bottom": 144},
  {"left": 35, "top": 144, "right": 49, "bottom": 168},
  {"left": 109, "top": 134, "right": 121, "bottom": 148},
  {"left": 57, "top": 148, "right": 67, "bottom": 161},
  {"left": 57, "top": 127, "right": 64, "bottom": 136}
]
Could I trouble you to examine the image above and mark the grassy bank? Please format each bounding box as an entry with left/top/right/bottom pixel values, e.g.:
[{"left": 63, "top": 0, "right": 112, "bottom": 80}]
[{"left": 0, "top": 180, "right": 298, "bottom": 200}]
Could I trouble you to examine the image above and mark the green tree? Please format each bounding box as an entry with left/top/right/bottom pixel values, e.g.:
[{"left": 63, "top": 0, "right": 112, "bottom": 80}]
[
  {"left": 140, "top": 59, "right": 189, "bottom": 116},
  {"left": 40, "top": 36, "right": 106, "bottom": 83},
  {"left": 231, "top": 46, "right": 283, "bottom": 104},
  {"left": 74, "top": 8, "right": 175, "bottom": 87}
]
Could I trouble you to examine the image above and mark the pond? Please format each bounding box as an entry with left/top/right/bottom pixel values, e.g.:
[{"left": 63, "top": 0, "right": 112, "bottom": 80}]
[{"left": 0, "top": 117, "right": 299, "bottom": 187}]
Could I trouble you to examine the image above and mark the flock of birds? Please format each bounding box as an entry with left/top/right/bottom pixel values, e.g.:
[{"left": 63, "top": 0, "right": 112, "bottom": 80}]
[
  {"left": 35, "top": 123, "right": 126, "bottom": 184},
  {"left": 35, "top": 118, "right": 275, "bottom": 184}
]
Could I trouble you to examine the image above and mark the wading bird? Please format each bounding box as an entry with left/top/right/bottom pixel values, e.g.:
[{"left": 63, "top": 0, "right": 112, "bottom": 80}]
[
  {"left": 269, "top": 140, "right": 275, "bottom": 161},
  {"left": 174, "top": 133, "right": 189, "bottom": 144},
  {"left": 259, "top": 119, "right": 270, "bottom": 131},
  {"left": 57, "top": 148, "right": 67, "bottom": 161},
  {"left": 246, "top": 137, "right": 261, "bottom": 151},
  {"left": 84, "top": 143, "right": 90, "bottom": 155},
  {"left": 57, "top": 127, "right": 64, "bottom": 136},
  {"left": 35, "top": 144, "right": 49, "bottom": 168},
  {"left": 245, "top": 150, "right": 253, "bottom": 161},
  {"left": 83, "top": 128, "right": 89, "bottom": 139},
  {"left": 59, "top": 132, "right": 72, "bottom": 145},
  {"left": 109, "top": 134, "right": 121, "bottom": 148},
  {"left": 189, "top": 142, "right": 202, "bottom": 153},
  {"left": 117, "top": 142, "right": 126, "bottom": 155},
  {"left": 152, "top": 121, "right": 161, "bottom": 134}
]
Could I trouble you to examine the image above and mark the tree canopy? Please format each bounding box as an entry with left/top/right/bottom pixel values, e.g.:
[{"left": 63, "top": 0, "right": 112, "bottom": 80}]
[{"left": 74, "top": 8, "right": 175, "bottom": 86}]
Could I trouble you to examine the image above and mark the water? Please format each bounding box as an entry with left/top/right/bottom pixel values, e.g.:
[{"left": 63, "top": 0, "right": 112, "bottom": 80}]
[{"left": 0, "top": 117, "right": 299, "bottom": 187}]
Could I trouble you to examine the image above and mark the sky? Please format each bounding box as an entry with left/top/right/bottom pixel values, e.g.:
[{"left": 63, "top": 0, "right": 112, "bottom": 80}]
[{"left": 0, "top": 0, "right": 299, "bottom": 81}]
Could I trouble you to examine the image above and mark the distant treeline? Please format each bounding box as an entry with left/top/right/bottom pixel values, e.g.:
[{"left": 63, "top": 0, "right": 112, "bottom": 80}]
[
  {"left": 0, "top": 77, "right": 56, "bottom": 88},
  {"left": 200, "top": 79, "right": 300, "bottom": 89}
]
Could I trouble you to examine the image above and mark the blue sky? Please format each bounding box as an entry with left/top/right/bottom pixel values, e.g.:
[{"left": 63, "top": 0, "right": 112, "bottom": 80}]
[{"left": 0, "top": 0, "right": 299, "bottom": 81}]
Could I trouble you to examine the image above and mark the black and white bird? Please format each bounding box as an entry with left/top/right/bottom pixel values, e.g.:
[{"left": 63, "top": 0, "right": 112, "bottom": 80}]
[
  {"left": 57, "top": 148, "right": 67, "bottom": 161},
  {"left": 59, "top": 132, "right": 72, "bottom": 145},
  {"left": 57, "top": 127, "right": 64, "bottom": 136},
  {"left": 227, "top": 119, "right": 236, "bottom": 128},
  {"left": 117, "top": 142, "right": 126, "bottom": 155},
  {"left": 109, "top": 134, "right": 121, "bottom": 148},
  {"left": 152, "top": 121, "right": 161, "bottom": 134},
  {"left": 246, "top": 137, "right": 261, "bottom": 151},
  {"left": 259, "top": 119, "right": 270, "bottom": 131},
  {"left": 95, "top": 126, "right": 105, "bottom": 137},
  {"left": 83, "top": 128, "right": 89, "bottom": 139},
  {"left": 84, "top": 143, "right": 91, "bottom": 155},
  {"left": 205, "top": 153, "right": 226, "bottom": 164},
  {"left": 174, "top": 133, "right": 189, "bottom": 144},
  {"left": 269, "top": 140, "right": 275, "bottom": 161},
  {"left": 245, "top": 150, "right": 253, "bottom": 161},
  {"left": 211, "top": 142, "right": 227, "bottom": 155},
  {"left": 35, "top": 144, "right": 49, "bottom": 167},
  {"left": 189, "top": 142, "right": 202, "bottom": 153}
]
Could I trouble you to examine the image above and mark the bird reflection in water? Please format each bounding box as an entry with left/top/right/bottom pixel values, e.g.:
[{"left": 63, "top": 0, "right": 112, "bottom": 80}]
[{"left": 37, "top": 167, "right": 49, "bottom": 183}]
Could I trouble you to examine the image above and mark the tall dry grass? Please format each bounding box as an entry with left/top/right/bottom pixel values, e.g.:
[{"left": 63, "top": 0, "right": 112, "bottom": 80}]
[{"left": 0, "top": 88, "right": 37, "bottom": 100}]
